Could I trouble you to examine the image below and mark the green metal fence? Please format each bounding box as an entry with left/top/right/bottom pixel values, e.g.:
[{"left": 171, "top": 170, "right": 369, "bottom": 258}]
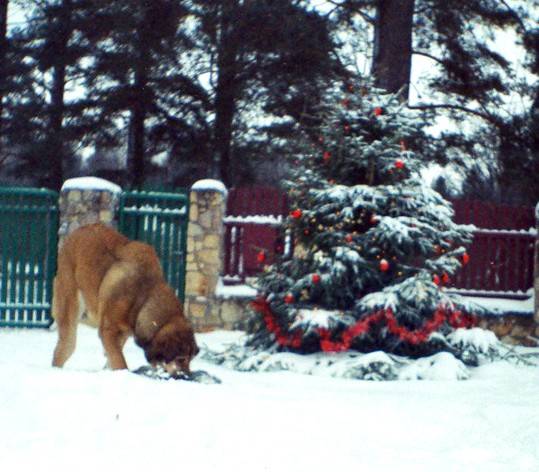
[
  {"left": 118, "top": 189, "right": 189, "bottom": 302},
  {"left": 0, "top": 188, "right": 59, "bottom": 328}
]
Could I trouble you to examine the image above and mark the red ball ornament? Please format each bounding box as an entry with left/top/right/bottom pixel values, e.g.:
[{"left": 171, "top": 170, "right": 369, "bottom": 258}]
[
  {"left": 291, "top": 209, "right": 302, "bottom": 219},
  {"left": 284, "top": 293, "right": 294, "bottom": 304},
  {"left": 312, "top": 274, "right": 321, "bottom": 283},
  {"left": 323, "top": 151, "right": 330, "bottom": 160},
  {"left": 345, "top": 234, "right": 353, "bottom": 243},
  {"left": 395, "top": 159, "right": 404, "bottom": 170},
  {"left": 432, "top": 274, "right": 441, "bottom": 285},
  {"left": 257, "top": 252, "right": 266, "bottom": 263},
  {"left": 370, "top": 215, "right": 379, "bottom": 225},
  {"left": 374, "top": 107, "right": 383, "bottom": 116},
  {"left": 462, "top": 253, "right": 469, "bottom": 264},
  {"left": 442, "top": 273, "right": 450, "bottom": 284},
  {"left": 379, "top": 259, "right": 389, "bottom": 272}
]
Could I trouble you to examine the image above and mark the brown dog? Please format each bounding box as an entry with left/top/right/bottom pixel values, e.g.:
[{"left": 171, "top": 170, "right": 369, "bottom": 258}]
[{"left": 52, "top": 223, "right": 198, "bottom": 376}]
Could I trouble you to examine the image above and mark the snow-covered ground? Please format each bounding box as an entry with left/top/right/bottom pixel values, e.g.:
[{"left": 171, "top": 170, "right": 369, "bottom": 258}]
[{"left": 1, "top": 325, "right": 539, "bottom": 472}]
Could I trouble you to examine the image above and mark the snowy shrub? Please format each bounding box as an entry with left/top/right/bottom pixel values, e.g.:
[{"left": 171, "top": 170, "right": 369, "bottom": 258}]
[{"left": 447, "top": 328, "right": 502, "bottom": 365}]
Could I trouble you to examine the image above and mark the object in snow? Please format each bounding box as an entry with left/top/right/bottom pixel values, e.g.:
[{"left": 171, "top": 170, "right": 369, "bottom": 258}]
[{"left": 133, "top": 365, "right": 222, "bottom": 384}]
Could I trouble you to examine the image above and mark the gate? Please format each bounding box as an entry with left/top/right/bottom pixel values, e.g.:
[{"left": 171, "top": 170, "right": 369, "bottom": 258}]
[
  {"left": 0, "top": 188, "right": 59, "bottom": 327},
  {"left": 118, "top": 190, "right": 189, "bottom": 302}
]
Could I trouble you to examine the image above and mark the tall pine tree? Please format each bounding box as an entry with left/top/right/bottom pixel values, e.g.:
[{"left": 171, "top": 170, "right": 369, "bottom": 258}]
[
  {"left": 189, "top": 0, "right": 338, "bottom": 187},
  {"left": 6, "top": 0, "right": 98, "bottom": 189},
  {"left": 82, "top": 0, "right": 204, "bottom": 188}
]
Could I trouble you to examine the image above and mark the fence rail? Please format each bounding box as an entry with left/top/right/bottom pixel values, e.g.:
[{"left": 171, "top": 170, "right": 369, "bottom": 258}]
[
  {"left": 224, "top": 188, "right": 536, "bottom": 295},
  {"left": 449, "top": 199, "right": 535, "bottom": 230},
  {"left": 451, "top": 230, "right": 535, "bottom": 295}
]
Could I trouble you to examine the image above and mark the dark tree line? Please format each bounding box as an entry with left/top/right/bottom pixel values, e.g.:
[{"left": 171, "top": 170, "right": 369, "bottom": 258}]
[
  {"left": 0, "top": 0, "right": 339, "bottom": 190},
  {"left": 0, "top": 0, "right": 537, "bottom": 204}
]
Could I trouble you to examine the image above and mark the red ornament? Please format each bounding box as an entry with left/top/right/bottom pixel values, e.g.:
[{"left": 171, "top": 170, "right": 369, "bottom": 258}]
[
  {"left": 284, "top": 293, "right": 294, "bottom": 304},
  {"left": 312, "top": 274, "right": 321, "bottom": 283},
  {"left": 291, "top": 209, "right": 302, "bottom": 219},
  {"left": 374, "top": 107, "right": 383, "bottom": 116},
  {"left": 432, "top": 274, "right": 441, "bottom": 285},
  {"left": 379, "top": 259, "right": 389, "bottom": 271},
  {"left": 257, "top": 252, "right": 266, "bottom": 263},
  {"left": 462, "top": 253, "right": 469, "bottom": 264},
  {"left": 342, "top": 99, "right": 350, "bottom": 107},
  {"left": 323, "top": 151, "right": 330, "bottom": 160},
  {"left": 370, "top": 215, "right": 379, "bottom": 225},
  {"left": 442, "top": 273, "right": 450, "bottom": 284},
  {"left": 395, "top": 159, "right": 404, "bottom": 169},
  {"left": 345, "top": 234, "right": 353, "bottom": 243}
]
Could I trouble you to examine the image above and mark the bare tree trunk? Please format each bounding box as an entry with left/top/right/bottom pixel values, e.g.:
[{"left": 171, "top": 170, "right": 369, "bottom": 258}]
[
  {"left": 128, "top": 2, "right": 151, "bottom": 189},
  {"left": 535, "top": 203, "right": 539, "bottom": 326},
  {"left": 129, "top": 68, "right": 148, "bottom": 189},
  {"left": 0, "top": 0, "right": 8, "bottom": 157},
  {"left": 48, "top": 0, "right": 71, "bottom": 191},
  {"left": 372, "top": 0, "right": 414, "bottom": 101},
  {"left": 211, "top": 1, "right": 242, "bottom": 187}
]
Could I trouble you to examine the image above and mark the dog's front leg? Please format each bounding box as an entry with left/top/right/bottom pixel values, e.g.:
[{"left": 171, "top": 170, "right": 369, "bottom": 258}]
[{"left": 99, "top": 325, "right": 129, "bottom": 370}]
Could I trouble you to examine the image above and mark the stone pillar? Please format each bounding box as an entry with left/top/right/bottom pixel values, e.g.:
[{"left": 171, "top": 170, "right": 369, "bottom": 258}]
[
  {"left": 58, "top": 177, "right": 122, "bottom": 245},
  {"left": 184, "top": 180, "right": 228, "bottom": 330},
  {"left": 535, "top": 202, "right": 539, "bottom": 325}
]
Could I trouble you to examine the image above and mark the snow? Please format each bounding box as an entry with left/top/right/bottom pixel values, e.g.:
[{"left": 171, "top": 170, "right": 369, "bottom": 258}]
[
  {"left": 61, "top": 176, "right": 122, "bottom": 194},
  {"left": 191, "top": 179, "right": 228, "bottom": 197},
  {"left": 223, "top": 214, "right": 282, "bottom": 225},
  {"left": 447, "top": 328, "right": 499, "bottom": 354},
  {"left": 449, "top": 290, "right": 535, "bottom": 315},
  {"left": 215, "top": 278, "right": 258, "bottom": 299},
  {"left": 295, "top": 307, "right": 340, "bottom": 328},
  {"left": 1, "top": 325, "right": 539, "bottom": 472}
]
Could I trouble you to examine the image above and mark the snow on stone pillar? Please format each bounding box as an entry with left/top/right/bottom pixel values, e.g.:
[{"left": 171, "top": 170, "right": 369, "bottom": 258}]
[
  {"left": 535, "top": 202, "right": 539, "bottom": 325},
  {"left": 184, "top": 180, "right": 228, "bottom": 330},
  {"left": 58, "top": 177, "right": 122, "bottom": 246}
]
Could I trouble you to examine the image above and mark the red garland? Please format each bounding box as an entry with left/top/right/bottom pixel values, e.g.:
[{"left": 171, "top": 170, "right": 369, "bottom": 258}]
[{"left": 252, "top": 296, "right": 476, "bottom": 353}]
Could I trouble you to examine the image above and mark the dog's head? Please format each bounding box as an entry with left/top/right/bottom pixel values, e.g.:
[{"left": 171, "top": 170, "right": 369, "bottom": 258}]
[{"left": 144, "top": 318, "right": 199, "bottom": 377}]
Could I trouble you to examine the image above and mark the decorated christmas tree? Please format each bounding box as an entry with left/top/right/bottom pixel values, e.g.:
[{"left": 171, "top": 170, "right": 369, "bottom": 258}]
[{"left": 250, "top": 79, "right": 478, "bottom": 357}]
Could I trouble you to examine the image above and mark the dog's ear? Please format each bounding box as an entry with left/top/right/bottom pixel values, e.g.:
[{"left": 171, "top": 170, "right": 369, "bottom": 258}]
[{"left": 144, "top": 320, "right": 198, "bottom": 364}]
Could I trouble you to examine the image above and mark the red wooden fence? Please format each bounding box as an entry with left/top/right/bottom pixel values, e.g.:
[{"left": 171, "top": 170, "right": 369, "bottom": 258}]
[
  {"left": 224, "top": 187, "right": 288, "bottom": 283},
  {"left": 448, "top": 200, "right": 535, "bottom": 296},
  {"left": 224, "top": 188, "right": 536, "bottom": 296}
]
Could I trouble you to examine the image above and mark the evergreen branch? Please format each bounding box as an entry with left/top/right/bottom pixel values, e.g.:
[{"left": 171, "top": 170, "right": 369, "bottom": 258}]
[
  {"left": 412, "top": 50, "right": 445, "bottom": 67},
  {"left": 498, "top": 0, "right": 528, "bottom": 32},
  {"left": 408, "top": 103, "right": 501, "bottom": 127}
]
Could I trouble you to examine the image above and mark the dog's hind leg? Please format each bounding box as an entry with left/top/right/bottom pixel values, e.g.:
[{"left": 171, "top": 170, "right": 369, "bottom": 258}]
[{"left": 52, "top": 275, "right": 80, "bottom": 367}]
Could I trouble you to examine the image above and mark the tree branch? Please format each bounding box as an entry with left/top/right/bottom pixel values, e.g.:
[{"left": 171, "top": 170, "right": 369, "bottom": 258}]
[
  {"left": 323, "top": 0, "right": 376, "bottom": 25},
  {"left": 412, "top": 50, "right": 445, "bottom": 67},
  {"left": 408, "top": 103, "right": 502, "bottom": 127}
]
